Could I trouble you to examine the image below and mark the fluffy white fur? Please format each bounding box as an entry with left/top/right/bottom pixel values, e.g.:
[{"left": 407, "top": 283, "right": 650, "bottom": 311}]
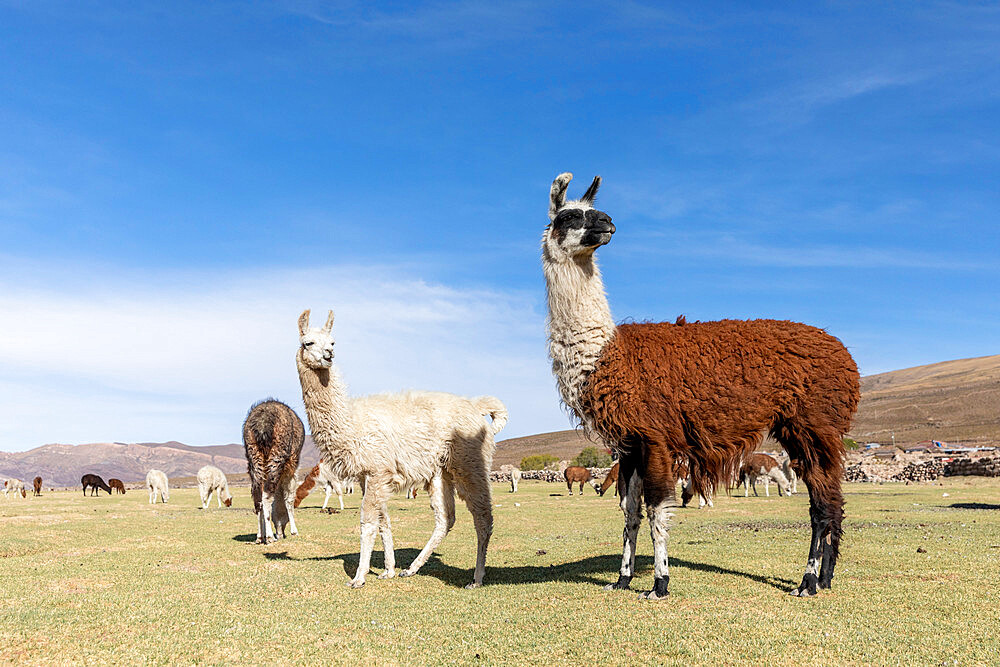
[
  {"left": 499, "top": 464, "right": 521, "bottom": 493},
  {"left": 146, "top": 469, "right": 169, "bottom": 504},
  {"left": 741, "top": 456, "right": 794, "bottom": 497},
  {"left": 296, "top": 309, "right": 507, "bottom": 589},
  {"left": 197, "top": 465, "right": 233, "bottom": 509},
  {"left": 3, "top": 478, "right": 26, "bottom": 499},
  {"left": 782, "top": 456, "right": 799, "bottom": 494}
]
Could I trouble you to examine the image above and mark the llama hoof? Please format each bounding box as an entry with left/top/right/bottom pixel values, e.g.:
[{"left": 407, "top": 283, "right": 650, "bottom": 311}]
[
  {"left": 603, "top": 574, "right": 632, "bottom": 591},
  {"left": 347, "top": 578, "right": 366, "bottom": 589},
  {"left": 399, "top": 569, "right": 416, "bottom": 578},
  {"left": 378, "top": 569, "right": 396, "bottom": 580},
  {"left": 790, "top": 587, "right": 816, "bottom": 597},
  {"left": 639, "top": 589, "right": 670, "bottom": 601},
  {"left": 464, "top": 582, "right": 481, "bottom": 590}
]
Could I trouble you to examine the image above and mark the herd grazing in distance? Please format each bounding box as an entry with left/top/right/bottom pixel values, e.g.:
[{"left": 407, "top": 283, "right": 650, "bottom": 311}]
[
  {"left": 296, "top": 309, "right": 507, "bottom": 589},
  {"left": 7, "top": 170, "right": 865, "bottom": 604},
  {"left": 542, "top": 172, "right": 859, "bottom": 599}
]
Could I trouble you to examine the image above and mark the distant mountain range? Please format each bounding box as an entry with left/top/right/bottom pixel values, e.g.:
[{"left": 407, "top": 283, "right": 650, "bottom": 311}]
[{"left": 3, "top": 355, "right": 997, "bottom": 487}]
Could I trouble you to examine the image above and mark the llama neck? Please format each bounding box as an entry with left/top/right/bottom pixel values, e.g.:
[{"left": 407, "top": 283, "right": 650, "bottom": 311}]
[
  {"left": 296, "top": 354, "right": 359, "bottom": 476},
  {"left": 543, "top": 249, "right": 616, "bottom": 418}
]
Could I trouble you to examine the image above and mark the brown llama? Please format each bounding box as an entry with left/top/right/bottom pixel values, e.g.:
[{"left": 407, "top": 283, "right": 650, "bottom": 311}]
[
  {"left": 542, "top": 173, "right": 859, "bottom": 599},
  {"left": 81, "top": 474, "right": 113, "bottom": 496},
  {"left": 33, "top": 476, "right": 42, "bottom": 497},
  {"left": 243, "top": 398, "right": 305, "bottom": 544},
  {"left": 563, "top": 465, "right": 592, "bottom": 495},
  {"left": 739, "top": 453, "right": 793, "bottom": 498},
  {"left": 108, "top": 478, "right": 127, "bottom": 494},
  {"left": 597, "top": 462, "right": 619, "bottom": 497}
]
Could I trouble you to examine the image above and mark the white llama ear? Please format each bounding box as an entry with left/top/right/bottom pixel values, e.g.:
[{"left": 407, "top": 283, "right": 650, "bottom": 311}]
[
  {"left": 322, "top": 310, "right": 335, "bottom": 333},
  {"left": 298, "top": 310, "right": 311, "bottom": 337},
  {"left": 581, "top": 175, "right": 601, "bottom": 204},
  {"left": 549, "top": 172, "right": 573, "bottom": 221}
]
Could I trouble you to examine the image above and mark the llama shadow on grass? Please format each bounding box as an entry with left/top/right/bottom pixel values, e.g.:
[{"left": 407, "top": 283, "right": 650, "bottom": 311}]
[
  {"left": 261, "top": 548, "right": 795, "bottom": 591},
  {"left": 948, "top": 502, "right": 1000, "bottom": 511},
  {"left": 232, "top": 534, "right": 259, "bottom": 543}
]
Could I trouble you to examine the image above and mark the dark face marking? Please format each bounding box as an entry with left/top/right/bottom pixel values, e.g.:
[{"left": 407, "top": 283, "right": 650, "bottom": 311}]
[{"left": 550, "top": 208, "right": 615, "bottom": 247}]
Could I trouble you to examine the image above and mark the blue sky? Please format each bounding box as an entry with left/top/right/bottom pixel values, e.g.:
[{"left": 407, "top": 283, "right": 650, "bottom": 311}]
[{"left": 1, "top": 1, "right": 998, "bottom": 450}]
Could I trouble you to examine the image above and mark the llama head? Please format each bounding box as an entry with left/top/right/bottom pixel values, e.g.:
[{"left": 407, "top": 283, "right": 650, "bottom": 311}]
[
  {"left": 543, "top": 172, "right": 615, "bottom": 261},
  {"left": 297, "top": 309, "right": 336, "bottom": 369},
  {"left": 223, "top": 496, "right": 233, "bottom": 507}
]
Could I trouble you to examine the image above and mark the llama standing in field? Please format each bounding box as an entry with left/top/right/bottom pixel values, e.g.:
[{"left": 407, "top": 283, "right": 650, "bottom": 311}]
[
  {"left": 108, "top": 479, "right": 127, "bottom": 494},
  {"left": 499, "top": 464, "right": 521, "bottom": 493},
  {"left": 597, "top": 462, "right": 619, "bottom": 497},
  {"left": 542, "top": 172, "right": 859, "bottom": 598},
  {"left": 294, "top": 462, "right": 356, "bottom": 510},
  {"left": 197, "top": 465, "right": 233, "bottom": 509},
  {"left": 296, "top": 309, "right": 507, "bottom": 588},
  {"left": 243, "top": 399, "right": 304, "bottom": 544},
  {"left": 3, "top": 479, "right": 26, "bottom": 499},
  {"left": 146, "top": 470, "right": 169, "bottom": 504},
  {"left": 32, "top": 476, "right": 42, "bottom": 497},
  {"left": 563, "top": 465, "right": 593, "bottom": 495},
  {"left": 676, "top": 460, "right": 713, "bottom": 509},
  {"left": 739, "top": 453, "right": 794, "bottom": 498},
  {"left": 81, "top": 474, "right": 113, "bottom": 496},
  {"left": 782, "top": 456, "right": 799, "bottom": 494}
]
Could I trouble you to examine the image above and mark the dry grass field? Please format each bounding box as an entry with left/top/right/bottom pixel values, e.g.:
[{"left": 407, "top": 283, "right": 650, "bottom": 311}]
[{"left": 2, "top": 478, "right": 999, "bottom": 665}]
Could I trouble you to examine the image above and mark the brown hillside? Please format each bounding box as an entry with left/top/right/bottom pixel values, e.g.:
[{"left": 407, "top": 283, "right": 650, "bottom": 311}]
[
  {"left": 493, "top": 429, "right": 600, "bottom": 469},
  {"left": 850, "top": 354, "right": 1000, "bottom": 445}
]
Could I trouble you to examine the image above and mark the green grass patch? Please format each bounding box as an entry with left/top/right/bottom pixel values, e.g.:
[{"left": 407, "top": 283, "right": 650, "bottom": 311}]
[{"left": 2, "top": 478, "right": 999, "bottom": 664}]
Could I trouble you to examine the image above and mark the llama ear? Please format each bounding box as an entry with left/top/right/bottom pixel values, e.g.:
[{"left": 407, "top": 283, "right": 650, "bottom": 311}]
[
  {"left": 581, "top": 175, "right": 601, "bottom": 204},
  {"left": 298, "top": 310, "right": 311, "bottom": 337},
  {"left": 549, "top": 172, "right": 573, "bottom": 221},
  {"left": 322, "top": 310, "right": 335, "bottom": 333}
]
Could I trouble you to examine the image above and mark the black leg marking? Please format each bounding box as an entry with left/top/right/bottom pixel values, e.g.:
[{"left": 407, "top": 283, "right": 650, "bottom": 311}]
[{"left": 609, "top": 574, "right": 632, "bottom": 590}]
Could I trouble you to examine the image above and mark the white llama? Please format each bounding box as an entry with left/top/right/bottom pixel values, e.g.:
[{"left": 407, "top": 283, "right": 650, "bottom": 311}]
[
  {"left": 296, "top": 310, "right": 508, "bottom": 589},
  {"left": 197, "top": 465, "right": 233, "bottom": 509},
  {"left": 3, "top": 479, "right": 26, "bottom": 499},
  {"left": 499, "top": 464, "right": 521, "bottom": 493},
  {"left": 740, "top": 453, "right": 794, "bottom": 497},
  {"left": 782, "top": 456, "right": 799, "bottom": 494},
  {"left": 146, "top": 470, "right": 169, "bottom": 504}
]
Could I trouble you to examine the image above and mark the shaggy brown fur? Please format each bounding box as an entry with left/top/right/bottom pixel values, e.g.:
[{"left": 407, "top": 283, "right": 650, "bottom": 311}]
[
  {"left": 581, "top": 318, "right": 858, "bottom": 596},
  {"left": 32, "top": 476, "right": 42, "bottom": 497},
  {"left": 81, "top": 474, "right": 112, "bottom": 496},
  {"left": 108, "top": 478, "right": 126, "bottom": 494},
  {"left": 243, "top": 399, "right": 305, "bottom": 543},
  {"left": 293, "top": 465, "right": 320, "bottom": 509},
  {"left": 598, "top": 462, "right": 619, "bottom": 496},
  {"left": 563, "top": 465, "right": 592, "bottom": 495}
]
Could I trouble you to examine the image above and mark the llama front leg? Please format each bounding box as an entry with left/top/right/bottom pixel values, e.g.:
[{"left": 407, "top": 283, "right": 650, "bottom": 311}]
[
  {"left": 764, "top": 476, "right": 770, "bottom": 497},
  {"left": 350, "top": 489, "right": 382, "bottom": 588},
  {"left": 321, "top": 485, "right": 331, "bottom": 510},
  {"left": 283, "top": 479, "right": 298, "bottom": 537},
  {"left": 259, "top": 490, "right": 276, "bottom": 544},
  {"left": 606, "top": 464, "right": 642, "bottom": 591},
  {"left": 402, "top": 474, "right": 452, "bottom": 578},
  {"left": 377, "top": 502, "right": 396, "bottom": 579}
]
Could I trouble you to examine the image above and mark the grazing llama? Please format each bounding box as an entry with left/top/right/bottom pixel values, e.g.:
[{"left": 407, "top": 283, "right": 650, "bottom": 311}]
[
  {"left": 542, "top": 172, "right": 859, "bottom": 598},
  {"left": 499, "top": 464, "right": 521, "bottom": 493},
  {"left": 81, "top": 474, "right": 113, "bottom": 496},
  {"left": 242, "top": 399, "right": 304, "bottom": 544},
  {"left": 740, "top": 453, "right": 793, "bottom": 497},
  {"left": 197, "top": 465, "right": 233, "bottom": 509},
  {"left": 3, "top": 479, "right": 26, "bottom": 499},
  {"left": 597, "top": 462, "right": 619, "bottom": 497},
  {"left": 677, "top": 460, "right": 713, "bottom": 509},
  {"left": 782, "top": 456, "right": 799, "bottom": 494},
  {"left": 33, "top": 476, "right": 42, "bottom": 497},
  {"left": 294, "top": 462, "right": 357, "bottom": 510},
  {"left": 563, "top": 465, "right": 593, "bottom": 495},
  {"left": 146, "top": 470, "right": 169, "bottom": 504},
  {"left": 108, "top": 478, "right": 127, "bottom": 494},
  {"left": 296, "top": 309, "right": 507, "bottom": 589}
]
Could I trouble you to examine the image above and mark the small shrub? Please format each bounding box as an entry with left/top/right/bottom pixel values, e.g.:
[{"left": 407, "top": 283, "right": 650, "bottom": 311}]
[
  {"left": 843, "top": 437, "right": 859, "bottom": 450},
  {"left": 520, "top": 454, "right": 559, "bottom": 471},
  {"left": 572, "top": 446, "right": 613, "bottom": 468}
]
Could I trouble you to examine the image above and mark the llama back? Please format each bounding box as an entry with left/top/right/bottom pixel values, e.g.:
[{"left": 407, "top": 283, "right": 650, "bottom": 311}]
[
  {"left": 243, "top": 399, "right": 305, "bottom": 494},
  {"left": 580, "top": 318, "right": 859, "bottom": 495}
]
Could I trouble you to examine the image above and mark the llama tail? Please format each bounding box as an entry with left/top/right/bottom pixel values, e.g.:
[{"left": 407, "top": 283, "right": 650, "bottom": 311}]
[
  {"left": 474, "top": 396, "right": 508, "bottom": 436},
  {"left": 293, "top": 465, "right": 320, "bottom": 508}
]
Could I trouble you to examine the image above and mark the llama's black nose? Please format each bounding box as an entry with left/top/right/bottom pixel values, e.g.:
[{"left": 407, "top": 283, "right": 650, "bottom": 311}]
[{"left": 608, "top": 222, "right": 616, "bottom": 234}]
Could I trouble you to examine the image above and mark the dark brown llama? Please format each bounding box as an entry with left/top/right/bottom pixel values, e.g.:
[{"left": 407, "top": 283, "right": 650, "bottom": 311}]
[
  {"left": 108, "top": 478, "right": 127, "bottom": 494},
  {"left": 32, "top": 476, "right": 42, "bottom": 496},
  {"left": 563, "top": 465, "right": 592, "bottom": 495},
  {"left": 597, "top": 462, "right": 619, "bottom": 496},
  {"left": 243, "top": 398, "right": 305, "bottom": 544},
  {"left": 81, "top": 474, "right": 113, "bottom": 496},
  {"left": 542, "top": 172, "right": 859, "bottom": 599}
]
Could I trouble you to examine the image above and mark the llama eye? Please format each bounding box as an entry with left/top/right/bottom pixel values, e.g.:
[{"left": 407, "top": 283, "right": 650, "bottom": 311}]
[{"left": 303, "top": 342, "right": 314, "bottom": 347}]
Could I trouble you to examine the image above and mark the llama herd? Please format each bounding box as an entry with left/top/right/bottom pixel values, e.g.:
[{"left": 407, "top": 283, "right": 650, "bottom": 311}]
[{"left": 4, "top": 173, "right": 859, "bottom": 601}]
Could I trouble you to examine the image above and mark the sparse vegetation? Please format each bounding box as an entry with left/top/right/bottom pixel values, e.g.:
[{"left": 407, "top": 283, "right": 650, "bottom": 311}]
[
  {"left": 520, "top": 454, "right": 559, "bottom": 470},
  {"left": 2, "top": 480, "right": 999, "bottom": 663},
  {"left": 571, "top": 446, "right": 613, "bottom": 468}
]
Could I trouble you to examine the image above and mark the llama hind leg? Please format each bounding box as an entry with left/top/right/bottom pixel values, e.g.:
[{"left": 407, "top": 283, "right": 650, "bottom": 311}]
[
  {"left": 606, "top": 460, "right": 642, "bottom": 591},
  {"left": 787, "top": 446, "right": 845, "bottom": 595},
  {"left": 401, "top": 473, "right": 452, "bottom": 578},
  {"left": 461, "top": 477, "right": 493, "bottom": 589},
  {"left": 639, "top": 450, "right": 676, "bottom": 601},
  {"left": 350, "top": 488, "right": 383, "bottom": 588},
  {"left": 284, "top": 480, "right": 299, "bottom": 537}
]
